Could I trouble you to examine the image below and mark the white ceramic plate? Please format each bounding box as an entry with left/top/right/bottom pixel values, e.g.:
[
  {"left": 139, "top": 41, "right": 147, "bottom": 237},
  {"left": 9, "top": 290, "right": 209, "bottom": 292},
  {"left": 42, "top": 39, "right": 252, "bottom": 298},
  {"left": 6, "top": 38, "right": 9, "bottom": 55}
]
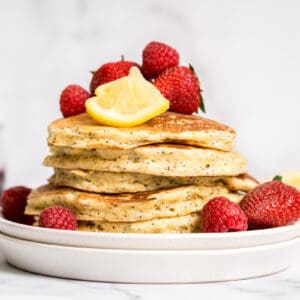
[
  {"left": 0, "top": 211, "right": 300, "bottom": 250},
  {"left": 0, "top": 232, "right": 299, "bottom": 283}
]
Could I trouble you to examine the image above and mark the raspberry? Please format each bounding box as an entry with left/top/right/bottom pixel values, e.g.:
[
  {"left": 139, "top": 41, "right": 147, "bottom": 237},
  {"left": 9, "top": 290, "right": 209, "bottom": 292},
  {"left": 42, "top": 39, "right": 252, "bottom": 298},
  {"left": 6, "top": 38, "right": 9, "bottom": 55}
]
[
  {"left": 89, "top": 60, "right": 139, "bottom": 95},
  {"left": 39, "top": 206, "right": 77, "bottom": 230},
  {"left": 201, "top": 197, "right": 248, "bottom": 232},
  {"left": 1, "top": 186, "right": 34, "bottom": 225},
  {"left": 142, "top": 41, "right": 179, "bottom": 79},
  {"left": 240, "top": 181, "right": 300, "bottom": 229},
  {"left": 60, "top": 84, "right": 90, "bottom": 117}
]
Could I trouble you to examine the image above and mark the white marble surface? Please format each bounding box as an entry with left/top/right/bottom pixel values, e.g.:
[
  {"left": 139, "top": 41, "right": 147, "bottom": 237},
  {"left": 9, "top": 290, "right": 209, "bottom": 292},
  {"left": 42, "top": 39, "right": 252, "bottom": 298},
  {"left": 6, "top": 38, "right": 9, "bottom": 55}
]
[{"left": 0, "top": 251, "right": 299, "bottom": 299}]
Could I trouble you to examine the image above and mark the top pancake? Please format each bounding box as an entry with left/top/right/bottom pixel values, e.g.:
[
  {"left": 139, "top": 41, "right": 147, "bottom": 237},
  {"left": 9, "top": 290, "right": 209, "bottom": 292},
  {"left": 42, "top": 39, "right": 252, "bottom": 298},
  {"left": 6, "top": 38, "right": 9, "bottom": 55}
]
[{"left": 47, "top": 112, "right": 236, "bottom": 151}]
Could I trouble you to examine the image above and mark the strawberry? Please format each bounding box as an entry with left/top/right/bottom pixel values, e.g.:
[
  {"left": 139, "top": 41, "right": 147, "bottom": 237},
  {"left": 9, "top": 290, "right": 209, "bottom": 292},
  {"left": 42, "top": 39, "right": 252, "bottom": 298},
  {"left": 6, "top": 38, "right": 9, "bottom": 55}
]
[
  {"left": 89, "top": 59, "right": 139, "bottom": 94},
  {"left": 141, "top": 41, "right": 179, "bottom": 79},
  {"left": 240, "top": 181, "right": 300, "bottom": 229},
  {"left": 154, "top": 65, "right": 205, "bottom": 114},
  {"left": 60, "top": 85, "right": 90, "bottom": 117},
  {"left": 201, "top": 197, "right": 248, "bottom": 232}
]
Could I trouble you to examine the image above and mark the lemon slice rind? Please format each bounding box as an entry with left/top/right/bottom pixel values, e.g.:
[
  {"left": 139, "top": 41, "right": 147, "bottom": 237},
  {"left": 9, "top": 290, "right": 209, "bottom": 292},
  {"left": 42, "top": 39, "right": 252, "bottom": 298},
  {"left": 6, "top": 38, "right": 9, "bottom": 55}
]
[{"left": 86, "top": 97, "right": 169, "bottom": 127}]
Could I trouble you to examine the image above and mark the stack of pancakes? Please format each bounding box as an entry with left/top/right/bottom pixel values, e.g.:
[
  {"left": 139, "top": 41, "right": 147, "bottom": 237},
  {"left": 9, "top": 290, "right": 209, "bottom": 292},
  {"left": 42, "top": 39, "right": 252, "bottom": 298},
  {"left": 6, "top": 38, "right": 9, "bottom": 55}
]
[{"left": 25, "top": 112, "right": 258, "bottom": 233}]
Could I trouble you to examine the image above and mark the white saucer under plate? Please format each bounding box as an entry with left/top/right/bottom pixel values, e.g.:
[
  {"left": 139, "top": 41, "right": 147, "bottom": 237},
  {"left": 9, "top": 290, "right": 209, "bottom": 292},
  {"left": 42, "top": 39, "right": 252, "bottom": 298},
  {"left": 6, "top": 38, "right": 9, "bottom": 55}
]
[
  {"left": 0, "top": 232, "right": 299, "bottom": 283},
  {"left": 0, "top": 210, "right": 300, "bottom": 250}
]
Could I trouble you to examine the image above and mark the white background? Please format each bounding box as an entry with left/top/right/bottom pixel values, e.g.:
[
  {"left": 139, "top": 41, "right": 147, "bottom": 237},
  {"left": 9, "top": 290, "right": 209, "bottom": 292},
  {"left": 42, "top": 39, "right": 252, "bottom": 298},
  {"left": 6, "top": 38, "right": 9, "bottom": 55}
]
[{"left": 0, "top": 0, "right": 300, "bottom": 188}]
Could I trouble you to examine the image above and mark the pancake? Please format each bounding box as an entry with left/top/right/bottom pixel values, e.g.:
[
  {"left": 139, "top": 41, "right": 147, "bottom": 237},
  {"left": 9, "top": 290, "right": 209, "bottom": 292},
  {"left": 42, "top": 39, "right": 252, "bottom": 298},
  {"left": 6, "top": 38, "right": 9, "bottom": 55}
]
[
  {"left": 25, "top": 184, "right": 243, "bottom": 222},
  {"left": 78, "top": 213, "right": 201, "bottom": 233},
  {"left": 221, "top": 174, "right": 259, "bottom": 192},
  {"left": 44, "top": 144, "right": 247, "bottom": 177},
  {"left": 47, "top": 111, "right": 236, "bottom": 151},
  {"left": 49, "top": 169, "right": 258, "bottom": 193}
]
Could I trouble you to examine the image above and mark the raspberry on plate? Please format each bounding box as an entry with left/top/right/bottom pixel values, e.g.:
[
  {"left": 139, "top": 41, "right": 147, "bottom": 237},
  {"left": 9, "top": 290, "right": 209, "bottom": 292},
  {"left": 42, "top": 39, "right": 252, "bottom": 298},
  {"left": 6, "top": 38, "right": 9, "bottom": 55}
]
[
  {"left": 142, "top": 41, "right": 179, "bottom": 79},
  {"left": 39, "top": 206, "right": 77, "bottom": 230},
  {"left": 201, "top": 197, "right": 248, "bottom": 233},
  {"left": 60, "top": 84, "right": 90, "bottom": 117},
  {"left": 240, "top": 181, "right": 300, "bottom": 229},
  {"left": 1, "top": 186, "right": 34, "bottom": 225},
  {"left": 89, "top": 60, "right": 139, "bottom": 95},
  {"left": 154, "top": 66, "right": 204, "bottom": 114}
]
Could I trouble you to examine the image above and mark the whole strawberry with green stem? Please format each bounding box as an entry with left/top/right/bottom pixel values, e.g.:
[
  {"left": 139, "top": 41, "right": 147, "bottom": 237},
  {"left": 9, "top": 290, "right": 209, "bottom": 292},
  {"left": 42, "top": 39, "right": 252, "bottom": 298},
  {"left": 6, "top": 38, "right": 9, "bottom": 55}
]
[
  {"left": 154, "top": 65, "right": 205, "bottom": 115},
  {"left": 240, "top": 180, "right": 300, "bottom": 229}
]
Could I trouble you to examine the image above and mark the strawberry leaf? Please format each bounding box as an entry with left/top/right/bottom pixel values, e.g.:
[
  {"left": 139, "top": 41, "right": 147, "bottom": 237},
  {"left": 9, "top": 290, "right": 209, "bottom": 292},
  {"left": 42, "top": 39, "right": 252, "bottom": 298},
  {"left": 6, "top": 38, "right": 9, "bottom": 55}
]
[
  {"left": 199, "top": 93, "right": 206, "bottom": 113},
  {"left": 189, "top": 64, "right": 206, "bottom": 114},
  {"left": 272, "top": 175, "right": 282, "bottom": 182},
  {"left": 189, "top": 64, "right": 195, "bottom": 73}
]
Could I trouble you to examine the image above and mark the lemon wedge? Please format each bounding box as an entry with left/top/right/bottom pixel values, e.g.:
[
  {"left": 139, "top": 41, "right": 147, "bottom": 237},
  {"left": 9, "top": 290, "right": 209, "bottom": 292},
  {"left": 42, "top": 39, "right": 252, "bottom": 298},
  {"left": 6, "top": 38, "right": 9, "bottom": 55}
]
[
  {"left": 278, "top": 171, "right": 300, "bottom": 190},
  {"left": 85, "top": 67, "right": 169, "bottom": 127},
  {"left": 265, "top": 171, "right": 300, "bottom": 190}
]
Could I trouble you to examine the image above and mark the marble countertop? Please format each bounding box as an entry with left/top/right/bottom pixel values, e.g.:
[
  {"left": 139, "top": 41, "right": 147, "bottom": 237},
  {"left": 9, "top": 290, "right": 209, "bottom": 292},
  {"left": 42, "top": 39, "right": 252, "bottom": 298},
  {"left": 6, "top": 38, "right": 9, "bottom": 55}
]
[{"left": 0, "top": 253, "right": 299, "bottom": 300}]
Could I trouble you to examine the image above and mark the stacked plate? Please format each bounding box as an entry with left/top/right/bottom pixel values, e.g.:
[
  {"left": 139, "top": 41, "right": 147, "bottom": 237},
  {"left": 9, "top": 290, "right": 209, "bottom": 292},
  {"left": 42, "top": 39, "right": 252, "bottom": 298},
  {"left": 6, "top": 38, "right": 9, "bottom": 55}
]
[{"left": 0, "top": 210, "right": 299, "bottom": 283}]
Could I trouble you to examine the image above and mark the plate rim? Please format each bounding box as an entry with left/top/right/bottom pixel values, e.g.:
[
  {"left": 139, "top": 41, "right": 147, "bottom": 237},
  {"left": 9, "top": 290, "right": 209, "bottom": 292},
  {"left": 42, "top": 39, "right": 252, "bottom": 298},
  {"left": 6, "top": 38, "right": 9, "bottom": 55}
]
[
  {"left": 1, "top": 208, "right": 300, "bottom": 240},
  {"left": 1, "top": 231, "right": 299, "bottom": 254},
  {"left": 2, "top": 231, "right": 298, "bottom": 283}
]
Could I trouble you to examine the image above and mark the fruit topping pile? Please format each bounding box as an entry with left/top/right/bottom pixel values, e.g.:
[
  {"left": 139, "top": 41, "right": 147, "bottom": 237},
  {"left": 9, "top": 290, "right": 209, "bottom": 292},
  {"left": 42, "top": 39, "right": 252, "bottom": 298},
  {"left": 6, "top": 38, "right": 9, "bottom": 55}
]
[{"left": 59, "top": 41, "right": 204, "bottom": 126}]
